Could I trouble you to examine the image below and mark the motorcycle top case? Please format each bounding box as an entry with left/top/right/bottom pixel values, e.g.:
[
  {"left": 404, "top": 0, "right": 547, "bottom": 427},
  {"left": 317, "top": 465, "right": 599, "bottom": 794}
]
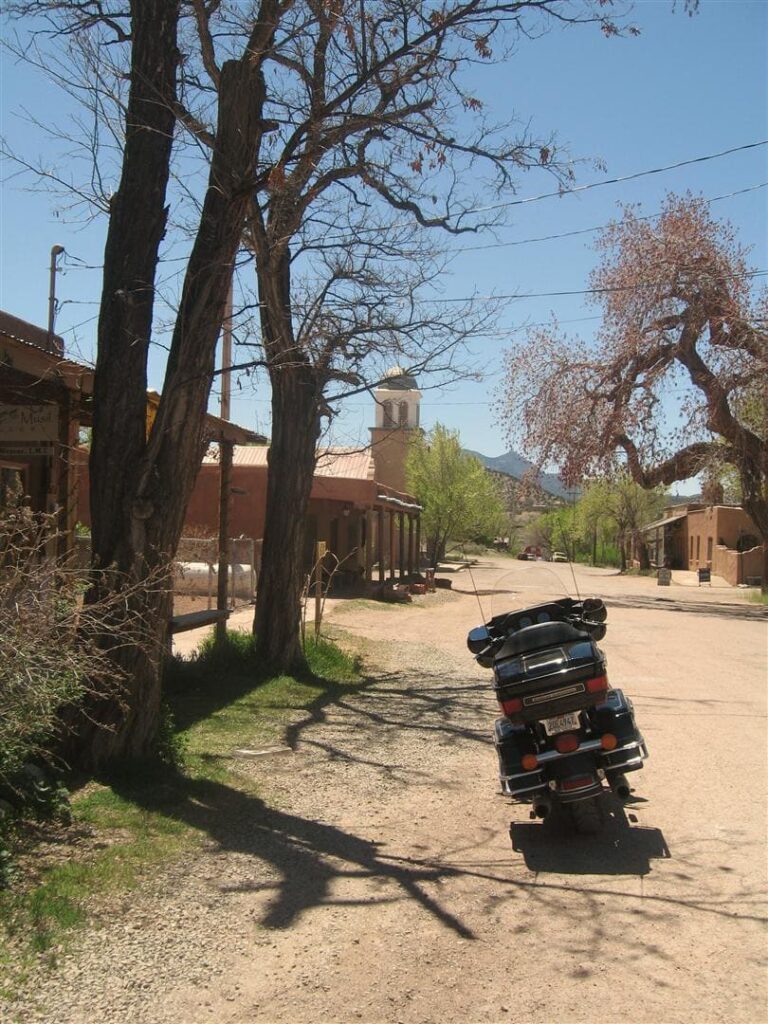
[{"left": 493, "top": 621, "right": 607, "bottom": 724}]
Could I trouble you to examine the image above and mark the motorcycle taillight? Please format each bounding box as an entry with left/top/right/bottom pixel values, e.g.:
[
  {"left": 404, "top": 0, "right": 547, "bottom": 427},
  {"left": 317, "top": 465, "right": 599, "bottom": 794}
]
[
  {"left": 561, "top": 775, "right": 595, "bottom": 791},
  {"left": 500, "top": 697, "right": 522, "bottom": 715},
  {"left": 586, "top": 674, "right": 608, "bottom": 694}
]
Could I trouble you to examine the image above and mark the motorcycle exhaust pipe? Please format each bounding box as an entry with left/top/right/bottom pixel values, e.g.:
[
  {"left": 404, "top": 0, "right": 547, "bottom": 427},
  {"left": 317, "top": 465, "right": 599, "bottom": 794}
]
[
  {"left": 610, "top": 773, "right": 631, "bottom": 801},
  {"left": 532, "top": 793, "right": 552, "bottom": 819}
]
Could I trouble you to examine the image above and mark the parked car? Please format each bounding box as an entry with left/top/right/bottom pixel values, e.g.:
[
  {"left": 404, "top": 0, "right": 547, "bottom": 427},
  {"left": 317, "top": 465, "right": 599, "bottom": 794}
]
[
  {"left": 552, "top": 551, "right": 568, "bottom": 562},
  {"left": 517, "top": 551, "right": 533, "bottom": 560}
]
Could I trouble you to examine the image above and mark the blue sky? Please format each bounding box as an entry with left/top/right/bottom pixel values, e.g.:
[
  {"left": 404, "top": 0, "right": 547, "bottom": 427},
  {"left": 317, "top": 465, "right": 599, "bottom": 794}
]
[{"left": 1, "top": 1, "right": 766, "bottom": 457}]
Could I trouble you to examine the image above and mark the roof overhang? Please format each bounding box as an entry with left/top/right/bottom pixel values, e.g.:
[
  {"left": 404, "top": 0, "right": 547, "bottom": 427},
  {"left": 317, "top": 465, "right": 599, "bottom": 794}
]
[{"left": 642, "top": 511, "right": 687, "bottom": 533}]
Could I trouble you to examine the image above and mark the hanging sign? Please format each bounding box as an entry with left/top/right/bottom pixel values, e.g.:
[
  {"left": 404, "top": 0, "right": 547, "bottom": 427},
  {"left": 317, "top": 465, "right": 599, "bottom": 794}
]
[{"left": 0, "top": 404, "right": 59, "bottom": 443}]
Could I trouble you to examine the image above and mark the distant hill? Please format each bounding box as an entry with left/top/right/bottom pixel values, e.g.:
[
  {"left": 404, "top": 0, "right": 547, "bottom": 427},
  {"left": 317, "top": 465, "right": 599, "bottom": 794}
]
[{"left": 465, "top": 448, "right": 574, "bottom": 501}]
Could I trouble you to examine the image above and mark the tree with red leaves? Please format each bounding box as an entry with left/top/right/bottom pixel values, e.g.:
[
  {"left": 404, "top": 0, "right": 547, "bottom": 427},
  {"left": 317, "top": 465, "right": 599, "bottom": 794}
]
[{"left": 499, "top": 194, "right": 768, "bottom": 585}]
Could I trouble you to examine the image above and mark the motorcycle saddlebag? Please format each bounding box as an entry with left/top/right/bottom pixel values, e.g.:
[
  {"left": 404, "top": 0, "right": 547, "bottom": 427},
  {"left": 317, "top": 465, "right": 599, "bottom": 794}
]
[
  {"left": 493, "top": 718, "right": 546, "bottom": 799},
  {"left": 592, "top": 688, "right": 647, "bottom": 776},
  {"left": 493, "top": 622, "right": 607, "bottom": 725}
]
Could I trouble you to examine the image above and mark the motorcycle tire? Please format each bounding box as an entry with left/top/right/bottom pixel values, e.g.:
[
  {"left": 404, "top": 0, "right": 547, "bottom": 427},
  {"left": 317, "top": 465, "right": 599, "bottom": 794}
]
[{"left": 569, "top": 796, "right": 603, "bottom": 835}]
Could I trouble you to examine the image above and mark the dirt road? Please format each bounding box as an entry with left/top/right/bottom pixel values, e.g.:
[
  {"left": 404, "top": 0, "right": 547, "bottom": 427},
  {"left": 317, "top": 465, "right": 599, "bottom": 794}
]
[{"left": 13, "top": 558, "right": 768, "bottom": 1023}]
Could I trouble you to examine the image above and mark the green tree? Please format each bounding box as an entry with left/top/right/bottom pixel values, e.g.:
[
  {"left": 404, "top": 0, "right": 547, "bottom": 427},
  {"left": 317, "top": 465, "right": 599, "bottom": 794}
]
[
  {"left": 407, "top": 425, "right": 507, "bottom": 568},
  {"left": 577, "top": 476, "right": 665, "bottom": 570}
]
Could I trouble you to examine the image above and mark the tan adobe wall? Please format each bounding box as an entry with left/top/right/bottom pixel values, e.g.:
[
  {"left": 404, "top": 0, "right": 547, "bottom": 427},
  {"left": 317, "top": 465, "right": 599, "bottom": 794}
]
[
  {"left": 685, "top": 505, "right": 761, "bottom": 583},
  {"left": 711, "top": 544, "right": 764, "bottom": 586},
  {"left": 369, "top": 427, "right": 412, "bottom": 494}
]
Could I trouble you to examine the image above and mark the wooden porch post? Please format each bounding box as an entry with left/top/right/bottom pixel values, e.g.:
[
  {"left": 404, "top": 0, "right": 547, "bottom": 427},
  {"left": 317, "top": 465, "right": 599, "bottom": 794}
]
[
  {"left": 377, "top": 506, "right": 385, "bottom": 584},
  {"left": 415, "top": 516, "right": 421, "bottom": 573},
  {"left": 391, "top": 509, "right": 397, "bottom": 577},
  {"left": 216, "top": 440, "right": 234, "bottom": 641},
  {"left": 407, "top": 515, "right": 414, "bottom": 576},
  {"left": 398, "top": 511, "right": 406, "bottom": 579},
  {"left": 365, "top": 510, "right": 374, "bottom": 586},
  {"left": 56, "top": 388, "right": 79, "bottom": 561}
]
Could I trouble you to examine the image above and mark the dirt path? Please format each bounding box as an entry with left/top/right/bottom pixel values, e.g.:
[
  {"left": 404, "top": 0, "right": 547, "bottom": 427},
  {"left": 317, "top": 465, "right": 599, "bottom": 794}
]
[{"left": 10, "top": 558, "right": 768, "bottom": 1024}]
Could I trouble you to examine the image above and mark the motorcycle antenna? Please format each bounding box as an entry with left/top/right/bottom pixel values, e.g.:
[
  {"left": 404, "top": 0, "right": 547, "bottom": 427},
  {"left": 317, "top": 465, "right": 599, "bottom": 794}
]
[
  {"left": 460, "top": 543, "right": 488, "bottom": 622},
  {"left": 561, "top": 528, "right": 581, "bottom": 601}
]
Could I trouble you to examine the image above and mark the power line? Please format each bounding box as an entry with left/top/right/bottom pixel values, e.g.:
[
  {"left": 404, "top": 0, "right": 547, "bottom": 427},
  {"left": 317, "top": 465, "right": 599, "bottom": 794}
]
[
  {"left": 423, "top": 268, "right": 768, "bottom": 305},
  {"left": 451, "top": 181, "right": 768, "bottom": 254},
  {"left": 467, "top": 140, "right": 768, "bottom": 216},
  {"left": 313, "top": 141, "right": 768, "bottom": 245}
]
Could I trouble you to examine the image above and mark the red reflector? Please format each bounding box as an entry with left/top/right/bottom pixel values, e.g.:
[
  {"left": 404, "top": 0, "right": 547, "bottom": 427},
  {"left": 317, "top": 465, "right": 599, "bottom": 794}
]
[
  {"left": 561, "top": 775, "right": 596, "bottom": 792},
  {"left": 521, "top": 754, "right": 539, "bottom": 771},
  {"left": 500, "top": 697, "right": 522, "bottom": 715},
  {"left": 555, "top": 733, "right": 579, "bottom": 754},
  {"left": 586, "top": 675, "right": 608, "bottom": 694}
]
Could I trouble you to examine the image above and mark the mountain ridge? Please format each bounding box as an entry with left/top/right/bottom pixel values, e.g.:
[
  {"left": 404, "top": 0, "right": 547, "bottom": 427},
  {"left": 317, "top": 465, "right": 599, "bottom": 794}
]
[{"left": 464, "top": 448, "right": 573, "bottom": 500}]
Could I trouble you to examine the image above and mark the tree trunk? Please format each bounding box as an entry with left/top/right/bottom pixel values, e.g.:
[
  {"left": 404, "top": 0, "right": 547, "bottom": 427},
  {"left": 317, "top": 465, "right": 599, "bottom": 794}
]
[
  {"left": 254, "top": 363, "right": 322, "bottom": 669},
  {"left": 636, "top": 534, "right": 651, "bottom": 571},
  {"left": 78, "top": 17, "right": 279, "bottom": 768},
  {"left": 90, "top": 0, "right": 179, "bottom": 572}
]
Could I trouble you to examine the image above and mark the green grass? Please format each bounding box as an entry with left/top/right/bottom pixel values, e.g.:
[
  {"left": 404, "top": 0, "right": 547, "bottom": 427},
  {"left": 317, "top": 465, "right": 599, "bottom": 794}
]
[
  {"left": 330, "top": 598, "right": 406, "bottom": 615},
  {"left": 748, "top": 589, "right": 768, "bottom": 605},
  {"left": 0, "top": 631, "right": 364, "bottom": 974}
]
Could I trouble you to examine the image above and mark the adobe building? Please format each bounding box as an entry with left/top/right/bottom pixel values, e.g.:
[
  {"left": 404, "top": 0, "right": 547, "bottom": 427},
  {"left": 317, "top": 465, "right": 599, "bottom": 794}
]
[
  {"left": 183, "top": 369, "right": 424, "bottom": 590},
  {"left": 642, "top": 502, "right": 763, "bottom": 586}
]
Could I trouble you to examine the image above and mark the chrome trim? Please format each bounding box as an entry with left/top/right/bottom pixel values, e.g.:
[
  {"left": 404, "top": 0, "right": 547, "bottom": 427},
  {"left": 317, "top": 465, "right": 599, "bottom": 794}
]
[
  {"left": 501, "top": 769, "right": 544, "bottom": 782},
  {"left": 523, "top": 682, "right": 585, "bottom": 707},
  {"left": 502, "top": 781, "right": 548, "bottom": 797},
  {"left": 507, "top": 736, "right": 647, "bottom": 769}
]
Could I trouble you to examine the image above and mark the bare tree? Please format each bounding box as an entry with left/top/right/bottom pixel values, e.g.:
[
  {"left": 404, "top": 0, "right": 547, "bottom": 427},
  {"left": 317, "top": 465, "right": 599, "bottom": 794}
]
[
  {"left": 499, "top": 194, "right": 768, "bottom": 584},
  {"left": 232, "top": 0, "right": 634, "bottom": 667},
  {"left": 4, "top": 0, "right": 644, "bottom": 759}
]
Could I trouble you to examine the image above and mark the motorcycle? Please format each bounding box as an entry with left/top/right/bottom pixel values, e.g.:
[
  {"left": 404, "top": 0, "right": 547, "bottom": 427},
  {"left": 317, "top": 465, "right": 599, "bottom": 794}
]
[{"left": 467, "top": 594, "right": 648, "bottom": 834}]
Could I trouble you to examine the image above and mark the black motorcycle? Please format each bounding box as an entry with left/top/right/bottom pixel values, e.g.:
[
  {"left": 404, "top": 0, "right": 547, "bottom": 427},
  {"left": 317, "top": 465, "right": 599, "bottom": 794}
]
[{"left": 467, "top": 596, "right": 648, "bottom": 833}]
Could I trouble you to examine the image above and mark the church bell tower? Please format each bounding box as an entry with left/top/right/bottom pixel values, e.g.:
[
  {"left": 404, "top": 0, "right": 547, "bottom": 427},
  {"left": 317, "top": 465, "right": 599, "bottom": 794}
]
[{"left": 369, "top": 367, "right": 421, "bottom": 494}]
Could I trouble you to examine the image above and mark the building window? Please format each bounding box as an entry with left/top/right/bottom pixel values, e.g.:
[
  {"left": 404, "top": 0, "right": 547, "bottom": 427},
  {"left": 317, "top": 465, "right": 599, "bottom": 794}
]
[
  {"left": 706, "top": 537, "right": 713, "bottom": 562},
  {"left": 382, "top": 401, "right": 395, "bottom": 427},
  {"left": 398, "top": 401, "right": 408, "bottom": 426},
  {"left": 690, "top": 536, "right": 694, "bottom": 560},
  {"left": 696, "top": 536, "right": 700, "bottom": 561}
]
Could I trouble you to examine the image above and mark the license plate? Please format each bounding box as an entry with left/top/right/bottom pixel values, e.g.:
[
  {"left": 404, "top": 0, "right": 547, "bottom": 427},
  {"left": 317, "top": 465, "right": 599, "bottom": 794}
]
[{"left": 542, "top": 711, "right": 581, "bottom": 736}]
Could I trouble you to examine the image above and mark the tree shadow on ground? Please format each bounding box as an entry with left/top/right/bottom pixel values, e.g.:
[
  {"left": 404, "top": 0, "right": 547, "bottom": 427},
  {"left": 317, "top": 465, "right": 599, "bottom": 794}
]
[{"left": 106, "top": 770, "right": 477, "bottom": 939}]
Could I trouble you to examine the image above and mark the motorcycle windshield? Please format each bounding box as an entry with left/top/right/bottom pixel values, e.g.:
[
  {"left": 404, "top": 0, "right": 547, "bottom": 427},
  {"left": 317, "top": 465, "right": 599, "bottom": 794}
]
[{"left": 462, "top": 554, "right": 603, "bottom": 655}]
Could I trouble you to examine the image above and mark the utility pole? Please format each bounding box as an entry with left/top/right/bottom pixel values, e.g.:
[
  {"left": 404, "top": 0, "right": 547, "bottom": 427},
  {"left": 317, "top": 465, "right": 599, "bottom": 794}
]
[
  {"left": 216, "top": 281, "right": 234, "bottom": 641},
  {"left": 48, "top": 244, "right": 64, "bottom": 355},
  {"left": 220, "top": 281, "right": 233, "bottom": 421}
]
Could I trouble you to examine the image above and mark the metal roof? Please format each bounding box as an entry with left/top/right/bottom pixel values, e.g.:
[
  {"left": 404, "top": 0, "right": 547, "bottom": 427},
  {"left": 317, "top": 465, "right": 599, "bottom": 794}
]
[{"left": 215, "top": 445, "right": 375, "bottom": 480}]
